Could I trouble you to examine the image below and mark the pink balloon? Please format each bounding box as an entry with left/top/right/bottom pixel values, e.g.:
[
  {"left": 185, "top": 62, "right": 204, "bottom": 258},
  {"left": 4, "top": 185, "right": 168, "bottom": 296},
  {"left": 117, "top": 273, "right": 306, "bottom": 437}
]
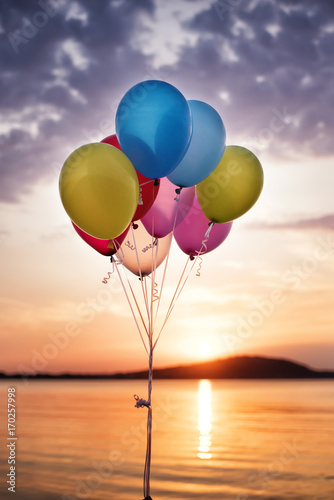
[
  {"left": 72, "top": 222, "right": 129, "bottom": 256},
  {"left": 174, "top": 194, "right": 232, "bottom": 258},
  {"left": 116, "top": 221, "right": 172, "bottom": 276},
  {"left": 141, "top": 177, "right": 195, "bottom": 238}
]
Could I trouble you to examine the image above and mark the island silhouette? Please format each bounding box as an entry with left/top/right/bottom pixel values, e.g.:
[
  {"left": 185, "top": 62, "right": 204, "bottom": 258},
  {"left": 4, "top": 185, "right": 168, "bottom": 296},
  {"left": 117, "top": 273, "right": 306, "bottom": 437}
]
[{"left": 1, "top": 355, "right": 333, "bottom": 379}]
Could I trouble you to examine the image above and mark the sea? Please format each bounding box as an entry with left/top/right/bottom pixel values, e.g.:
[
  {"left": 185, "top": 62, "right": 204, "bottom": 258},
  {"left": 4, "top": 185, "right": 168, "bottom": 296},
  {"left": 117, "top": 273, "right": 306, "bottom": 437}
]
[{"left": 0, "top": 379, "right": 333, "bottom": 500}]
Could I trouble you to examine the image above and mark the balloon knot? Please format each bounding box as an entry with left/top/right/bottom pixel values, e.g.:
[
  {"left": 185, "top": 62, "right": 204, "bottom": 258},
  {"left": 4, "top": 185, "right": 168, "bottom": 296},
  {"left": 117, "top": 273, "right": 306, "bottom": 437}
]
[
  {"left": 154, "top": 179, "right": 159, "bottom": 186},
  {"left": 175, "top": 187, "right": 182, "bottom": 195},
  {"left": 189, "top": 255, "right": 195, "bottom": 261},
  {"left": 132, "top": 222, "right": 139, "bottom": 230}
]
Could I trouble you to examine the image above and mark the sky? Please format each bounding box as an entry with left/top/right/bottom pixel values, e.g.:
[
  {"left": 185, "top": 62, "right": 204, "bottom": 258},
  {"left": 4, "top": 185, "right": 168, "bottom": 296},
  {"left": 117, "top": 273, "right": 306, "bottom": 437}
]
[{"left": 0, "top": 0, "right": 333, "bottom": 375}]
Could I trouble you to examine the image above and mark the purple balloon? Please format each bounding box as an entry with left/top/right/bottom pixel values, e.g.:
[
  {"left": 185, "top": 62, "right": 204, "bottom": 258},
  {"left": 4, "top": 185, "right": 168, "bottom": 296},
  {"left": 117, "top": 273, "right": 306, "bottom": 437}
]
[
  {"left": 174, "top": 194, "right": 232, "bottom": 257},
  {"left": 141, "top": 178, "right": 195, "bottom": 238}
]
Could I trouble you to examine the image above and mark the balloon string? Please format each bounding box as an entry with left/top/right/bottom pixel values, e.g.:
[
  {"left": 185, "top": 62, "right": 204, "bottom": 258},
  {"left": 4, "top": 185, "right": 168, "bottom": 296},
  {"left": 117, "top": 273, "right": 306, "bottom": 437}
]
[
  {"left": 194, "top": 223, "right": 213, "bottom": 277},
  {"left": 137, "top": 225, "right": 159, "bottom": 499},
  {"left": 115, "top": 248, "right": 149, "bottom": 338},
  {"left": 153, "top": 256, "right": 190, "bottom": 349},
  {"left": 153, "top": 189, "right": 182, "bottom": 330},
  {"left": 102, "top": 259, "right": 121, "bottom": 283},
  {"left": 152, "top": 281, "right": 159, "bottom": 303},
  {"left": 102, "top": 271, "right": 114, "bottom": 284},
  {"left": 154, "top": 223, "right": 215, "bottom": 345},
  {"left": 196, "top": 256, "right": 203, "bottom": 277},
  {"left": 141, "top": 245, "right": 156, "bottom": 499},
  {"left": 112, "top": 238, "right": 123, "bottom": 256},
  {"left": 119, "top": 226, "right": 157, "bottom": 496},
  {"left": 150, "top": 234, "right": 159, "bottom": 339},
  {"left": 198, "top": 222, "right": 214, "bottom": 255},
  {"left": 144, "top": 276, "right": 149, "bottom": 311},
  {"left": 139, "top": 179, "right": 156, "bottom": 187},
  {"left": 159, "top": 257, "right": 197, "bottom": 334},
  {"left": 147, "top": 276, "right": 159, "bottom": 302},
  {"left": 127, "top": 277, "right": 149, "bottom": 338},
  {"left": 144, "top": 406, "right": 152, "bottom": 498},
  {"left": 131, "top": 224, "right": 150, "bottom": 320},
  {"left": 113, "top": 259, "right": 148, "bottom": 354},
  {"left": 151, "top": 240, "right": 159, "bottom": 304}
]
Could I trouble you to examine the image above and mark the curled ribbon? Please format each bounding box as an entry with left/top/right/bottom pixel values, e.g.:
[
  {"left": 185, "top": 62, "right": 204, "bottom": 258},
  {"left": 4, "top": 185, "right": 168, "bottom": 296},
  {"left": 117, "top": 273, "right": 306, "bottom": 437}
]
[
  {"left": 152, "top": 281, "right": 159, "bottom": 302},
  {"left": 102, "top": 258, "right": 121, "bottom": 284},
  {"left": 102, "top": 271, "right": 114, "bottom": 284},
  {"left": 196, "top": 256, "right": 203, "bottom": 277},
  {"left": 195, "top": 222, "right": 214, "bottom": 277}
]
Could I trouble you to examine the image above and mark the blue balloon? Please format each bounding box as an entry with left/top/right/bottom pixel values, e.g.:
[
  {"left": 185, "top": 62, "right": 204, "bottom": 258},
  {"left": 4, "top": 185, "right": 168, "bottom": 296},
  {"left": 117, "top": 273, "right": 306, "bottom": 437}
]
[
  {"left": 167, "top": 100, "right": 226, "bottom": 187},
  {"left": 116, "top": 80, "right": 192, "bottom": 179}
]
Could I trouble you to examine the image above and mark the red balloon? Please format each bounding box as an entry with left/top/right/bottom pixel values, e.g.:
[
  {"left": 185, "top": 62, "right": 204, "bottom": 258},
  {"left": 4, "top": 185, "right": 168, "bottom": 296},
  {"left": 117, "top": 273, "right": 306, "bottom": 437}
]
[
  {"left": 100, "top": 133, "right": 121, "bottom": 149},
  {"left": 101, "top": 134, "right": 159, "bottom": 220},
  {"left": 72, "top": 222, "right": 129, "bottom": 256}
]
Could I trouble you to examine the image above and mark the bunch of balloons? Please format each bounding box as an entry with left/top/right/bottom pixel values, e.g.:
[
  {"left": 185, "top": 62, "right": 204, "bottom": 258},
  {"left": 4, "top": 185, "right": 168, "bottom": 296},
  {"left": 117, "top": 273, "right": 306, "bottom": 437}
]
[
  {"left": 59, "top": 80, "right": 264, "bottom": 500},
  {"left": 60, "top": 80, "right": 263, "bottom": 268}
]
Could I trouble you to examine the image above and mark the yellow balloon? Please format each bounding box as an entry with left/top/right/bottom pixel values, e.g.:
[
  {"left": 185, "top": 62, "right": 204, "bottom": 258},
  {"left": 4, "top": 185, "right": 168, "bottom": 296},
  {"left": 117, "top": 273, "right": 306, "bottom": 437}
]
[
  {"left": 196, "top": 145, "right": 264, "bottom": 223},
  {"left": 59, "top": 143, "right": 139, "bottom": 239}
]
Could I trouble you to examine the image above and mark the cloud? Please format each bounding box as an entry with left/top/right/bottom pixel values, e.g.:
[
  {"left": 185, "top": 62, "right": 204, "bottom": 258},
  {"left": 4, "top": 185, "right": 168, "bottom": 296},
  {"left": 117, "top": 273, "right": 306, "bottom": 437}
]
[
  {"left": 0, "top": 0, "right": 333, "bottom": 203},
  {"left": 161, "top": 0, "right": 334, "bottom": 158},
  {"left": 250, "top": 214, "right": 334, "bottom": 231},
  {"left": 0, "top": 0, "right": 156, "bottom": 202}
]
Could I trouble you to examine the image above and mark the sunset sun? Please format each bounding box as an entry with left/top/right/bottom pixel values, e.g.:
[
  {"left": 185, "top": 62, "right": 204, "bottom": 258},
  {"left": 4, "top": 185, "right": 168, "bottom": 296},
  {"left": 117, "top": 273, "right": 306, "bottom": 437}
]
[{"left": 198, "top": 343, "right": 212, "bottom": 358}]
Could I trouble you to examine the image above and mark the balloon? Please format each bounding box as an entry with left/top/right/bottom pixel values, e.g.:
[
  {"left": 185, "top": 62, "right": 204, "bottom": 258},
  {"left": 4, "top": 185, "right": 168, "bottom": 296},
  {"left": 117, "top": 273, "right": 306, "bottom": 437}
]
[
  {"left": 59, "top": 143, "right": 139, "bottom": 240},
  {"left": 167, "top": 100, "right": 226, "bottom": 187},
  {"left": 115, "top": 80, "right": 192, "bottom": 179},
  {"left": 116, "top": 222, "right": 172, "bottom": 277},
  {"left": 174, "top": 194, "right": 232, "bottom": 258},
  {"left": 141, "top": 178, "right": 195, "bottom": 238},
  {"left": 100, "top": 134, "right": 121, "bottom": 149},
  {"left": 72, "top": 222, "right": 130, "bottom": 257},
  {"left": 196, "top": 145, "right": 264, "bottom": 223},
  {"left": 133, "top": 174, "right": 159, "bottom": 221},
  {"left": 101, "top": 134, "right": 159, "bottom": 221}
]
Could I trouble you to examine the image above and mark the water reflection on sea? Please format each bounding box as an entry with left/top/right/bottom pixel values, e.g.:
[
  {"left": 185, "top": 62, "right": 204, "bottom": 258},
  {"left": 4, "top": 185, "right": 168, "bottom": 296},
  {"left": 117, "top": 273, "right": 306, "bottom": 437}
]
[
  {"left": 0, "top": 379, "right": 333, "bottom": 499},
  {"left": 197, "top": 379, "right": 212, "bottom": 460}
]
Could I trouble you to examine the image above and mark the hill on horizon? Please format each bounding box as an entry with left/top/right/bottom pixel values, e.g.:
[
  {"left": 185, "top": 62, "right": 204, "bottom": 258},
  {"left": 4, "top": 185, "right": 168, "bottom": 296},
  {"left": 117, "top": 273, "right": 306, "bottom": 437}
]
[
  {"left": 111, "top": 354, "right": 334, "bottom": 380},
  {"left": 1, "top": 354, "right": 334, "bottom": 380}
]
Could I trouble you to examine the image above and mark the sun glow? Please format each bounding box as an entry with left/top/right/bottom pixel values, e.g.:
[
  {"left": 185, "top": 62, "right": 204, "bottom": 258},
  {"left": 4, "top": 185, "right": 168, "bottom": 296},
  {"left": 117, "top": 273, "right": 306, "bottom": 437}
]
[{"left": 198, "top": 343, "right": 212, "bottom": 358}]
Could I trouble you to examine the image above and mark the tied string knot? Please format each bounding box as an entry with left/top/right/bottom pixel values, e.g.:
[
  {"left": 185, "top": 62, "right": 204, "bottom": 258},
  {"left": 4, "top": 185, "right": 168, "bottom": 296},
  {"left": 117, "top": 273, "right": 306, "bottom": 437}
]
[
  {"left": 174, "top": 186, "right": 182, "bottom": 201},
  {"left": 134, "top": 394, "right": 151, "bottom": 409}
]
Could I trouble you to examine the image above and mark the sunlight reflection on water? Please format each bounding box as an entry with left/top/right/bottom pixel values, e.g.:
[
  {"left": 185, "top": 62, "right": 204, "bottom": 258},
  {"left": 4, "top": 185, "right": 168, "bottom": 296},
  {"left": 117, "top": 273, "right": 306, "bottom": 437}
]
[
  {"left": 0, "top": 379, "right": 334, "bottom": 499},
  {"left": 197, "top": 379, "right": 212, "bottom": 460}
]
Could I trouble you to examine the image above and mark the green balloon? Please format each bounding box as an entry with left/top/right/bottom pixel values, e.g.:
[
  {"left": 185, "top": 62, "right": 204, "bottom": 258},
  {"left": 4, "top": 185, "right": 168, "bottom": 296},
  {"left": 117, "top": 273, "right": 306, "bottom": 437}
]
[{"left": 196, "top": 145, "right": 264, "bottom": 223}]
